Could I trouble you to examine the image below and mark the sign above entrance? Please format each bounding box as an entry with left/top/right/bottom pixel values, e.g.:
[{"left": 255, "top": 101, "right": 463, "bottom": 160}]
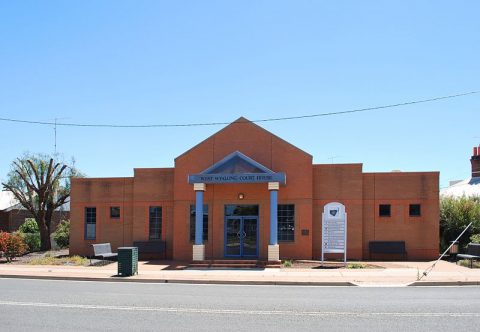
[
  {"left": 188, "top": 151, "right": 286, "bottom": 185},
  {"left": 189, "top": 173, "right": 285, "bottom": 184}
]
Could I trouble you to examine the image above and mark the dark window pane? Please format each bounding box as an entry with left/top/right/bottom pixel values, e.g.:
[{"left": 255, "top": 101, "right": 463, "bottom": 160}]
[
  {"left": 379, "top": 204, "right": 391, "bottom": 217},
  {"left": 224, "top": 205, "right": 259, "bottom": 216},
  {"left": 85, "top": 207, "right": 96, "bottom": 240},
  {"left": 190, "top": 205, "right": 208, "bottom": 241},
  {"left": 110, "top": 206, "right": 120, "bottom": 219},
  {"left": 278, "top": 204, "right": 294, "bottom": 242},
  {"left": 149, "top": 206, "right": 162, "bottom": 240},
  {"left": 409, "top": 204, "right": 421, "bottom": 217}
]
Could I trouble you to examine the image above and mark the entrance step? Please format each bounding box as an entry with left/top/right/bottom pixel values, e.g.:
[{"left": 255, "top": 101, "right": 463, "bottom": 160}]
[{"left": 189, "top": 260, "right": 281, "bottom": 269}]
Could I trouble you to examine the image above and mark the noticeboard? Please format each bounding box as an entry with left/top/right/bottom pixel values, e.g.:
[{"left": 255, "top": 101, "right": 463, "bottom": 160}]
[{"left": 321, "top": 202, "right": 347, "bottom": 263}]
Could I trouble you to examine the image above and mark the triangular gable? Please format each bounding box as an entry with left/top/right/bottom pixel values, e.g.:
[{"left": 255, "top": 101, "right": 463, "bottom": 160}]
[
  {"left": 200, "top": 151, "right": 274, "bottom": 175},
  {"left": 188, "top": 151, "right": 286, "bottom": 184}
]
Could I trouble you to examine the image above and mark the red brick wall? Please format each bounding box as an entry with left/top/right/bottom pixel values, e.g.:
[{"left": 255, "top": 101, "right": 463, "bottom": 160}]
[
  {"left": 173, "top": 120, "right": 313, "bottom": 261},
  {"left": 70, "top": 169, "right": 174, "bottom": 257},
  {"left": 312, "top": 164, "right": 364, "bottom": 260},
  {"left": 70, "top": 177, "right": 135, "bottom": 257},
  {"left": 312, "top": 166, "right": 439, "bottom": 260},
  {"left": 132, "top": 168, "right": 174, "bottom": 259},
  {"left": 362, "top": 172, "right": 439, "bottom": 260},
  {"left": 69, "top": 119, "right": 440, "bottom": 261}
]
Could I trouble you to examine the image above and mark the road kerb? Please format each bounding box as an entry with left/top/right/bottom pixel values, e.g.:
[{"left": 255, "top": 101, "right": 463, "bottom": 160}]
[
  {"left": 0, "top": 274, "right": 355, "bottom": 286},
  {"left": 408, "top": 281, "right": 480, "bottom": 286}
]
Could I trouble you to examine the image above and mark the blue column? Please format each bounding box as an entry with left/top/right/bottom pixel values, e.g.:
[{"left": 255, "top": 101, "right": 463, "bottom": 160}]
[
  {"left": 195, "top": 190, "right": 204, "bottom": 245},
  {"left": 269, "top": 189, "right": 278, "bottom": 245}
]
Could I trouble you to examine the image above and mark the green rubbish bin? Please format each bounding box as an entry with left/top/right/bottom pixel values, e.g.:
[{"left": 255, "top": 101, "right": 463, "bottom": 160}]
[{"left": 117, "top": 247, "right": 138, "bottom": 276}]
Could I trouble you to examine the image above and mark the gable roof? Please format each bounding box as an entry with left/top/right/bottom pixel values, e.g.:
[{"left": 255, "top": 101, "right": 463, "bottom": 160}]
[
  {"left": 0, "top": 191, "right": 17, "bottom": 210},
  {"left": 4, "top": 201, "right": 70, "bottom": 212},
  {"left": 0, "top": 191, "right": 70, "bottom": 212},
  {"left": 440, "top": 177, "right": 480, "bottom": 197},
  {"left": 175, "top": 116, "right": 312, "bottom": 161}
]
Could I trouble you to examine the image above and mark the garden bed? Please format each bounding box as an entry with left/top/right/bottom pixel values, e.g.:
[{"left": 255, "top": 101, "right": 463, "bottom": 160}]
[
  {"left": 0, "top": 248, "right": 87, "bottom": 266},
  {"left": 281, "top": 260, "right": 383, "bottom": 269},
  {"left": 457, "top": 259, "right": 480, "bottom": 268}
]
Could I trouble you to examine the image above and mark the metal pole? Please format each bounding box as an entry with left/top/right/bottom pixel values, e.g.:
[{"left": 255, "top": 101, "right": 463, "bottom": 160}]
[
  {"left": 321, "top": 213, "right": 324, "bottom": 265},
  {"left": 419, "top": 221, "right": 473, "bottom": 280},
  {"left": 54, "top": 118, "right": 57, "bottom": 153},
  {"left": 344, "top": 213, "right": 347, "bottom": 266}
]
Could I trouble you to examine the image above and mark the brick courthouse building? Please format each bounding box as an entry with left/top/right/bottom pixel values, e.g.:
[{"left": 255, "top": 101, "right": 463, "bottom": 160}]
[{"left": 70, "top": 117, "right": 439, "bottom": 262}]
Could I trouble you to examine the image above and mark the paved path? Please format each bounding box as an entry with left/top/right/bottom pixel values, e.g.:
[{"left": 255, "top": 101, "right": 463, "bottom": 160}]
[
  {"left": 0, "top": 278, "right": 479, "bottom": 331},
  {"left": 1, "top": 260, "right": 479, "bottom": 286}
]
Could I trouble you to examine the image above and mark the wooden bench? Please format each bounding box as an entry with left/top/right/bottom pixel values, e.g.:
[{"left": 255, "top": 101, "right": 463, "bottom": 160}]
[
  {"left": 457, "top": 243, "right": 480, "bottom": 268},
  {"left": 133, "top": 240, "right": 166, "bottom": 260},
  {"left": 369, "top": 241, "right": 407, "bottom": 260},
  {"left": 91, "top": 243, "right": 118, "bottom": 263}
]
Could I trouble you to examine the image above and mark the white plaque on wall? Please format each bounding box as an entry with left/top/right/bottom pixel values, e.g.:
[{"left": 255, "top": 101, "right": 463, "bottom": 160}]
[{"left": 321, "top": 202, "right": 347, "bottom": 263}]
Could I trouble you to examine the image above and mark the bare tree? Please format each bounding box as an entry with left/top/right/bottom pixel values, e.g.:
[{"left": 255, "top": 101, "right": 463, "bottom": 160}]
[{"left": 2, "top": 153, "right": 82, "bottom": 251}]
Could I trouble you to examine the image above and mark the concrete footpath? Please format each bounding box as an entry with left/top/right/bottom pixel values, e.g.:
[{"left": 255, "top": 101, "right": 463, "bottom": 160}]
[{"left": 1, "top": 260, "right": 479, "bottom": 286}]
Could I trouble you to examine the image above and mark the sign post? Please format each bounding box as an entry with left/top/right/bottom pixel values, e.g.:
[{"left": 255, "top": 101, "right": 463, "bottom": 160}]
[{"left": 321, "top": 202, "right": 347, "bottom": 266}]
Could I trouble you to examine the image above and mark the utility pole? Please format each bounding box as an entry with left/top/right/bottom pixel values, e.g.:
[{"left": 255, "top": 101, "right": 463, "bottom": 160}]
[
  {"left": 54, "top": 118, "right": 57, "bottom": 154},
  {"left": 52, "top": 117, "right": 69, "bottom": 154}
]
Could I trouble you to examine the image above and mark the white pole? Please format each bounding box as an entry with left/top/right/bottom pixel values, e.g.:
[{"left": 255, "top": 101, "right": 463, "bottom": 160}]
[
  {"left": 321, "top": 213, "right": 324, "bottom": 265},
  {"left": 344, "top": 213, "right": 347, "bottom": 266}
]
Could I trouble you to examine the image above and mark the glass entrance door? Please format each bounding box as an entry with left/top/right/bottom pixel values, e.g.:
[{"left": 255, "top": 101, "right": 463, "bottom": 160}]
[
  {"left": 224, "top": 216, "right": 258, "bottom": 258},
  {"left": 225, "top": 217, "right": 241, "bottom": 257}
]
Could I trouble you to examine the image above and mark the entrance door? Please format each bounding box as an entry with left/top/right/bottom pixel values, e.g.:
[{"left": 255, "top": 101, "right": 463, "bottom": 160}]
[{"left": 225, "top": 216, "right": 258, "bottom": 258}]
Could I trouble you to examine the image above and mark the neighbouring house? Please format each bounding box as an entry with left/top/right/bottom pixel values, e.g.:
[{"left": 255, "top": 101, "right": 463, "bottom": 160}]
[
  {"left": 0, "top": 191, "right": 69, "bottom": 232},
  {"left": 70, "top": 117, "right": 439, "bottom": 261},
  {"left": 440, "top": 146, "right": 480, "bottom": 198}
]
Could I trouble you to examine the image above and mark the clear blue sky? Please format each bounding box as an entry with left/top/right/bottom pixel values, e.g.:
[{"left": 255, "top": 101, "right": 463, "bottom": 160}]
[{"left": 1, "top": 1, "right": 479, "bottom": 189}]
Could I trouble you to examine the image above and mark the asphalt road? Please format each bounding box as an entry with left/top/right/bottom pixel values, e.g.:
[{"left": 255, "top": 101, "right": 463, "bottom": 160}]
[{"left": 0, "top": 278, "right": 479, "bottom": 332}]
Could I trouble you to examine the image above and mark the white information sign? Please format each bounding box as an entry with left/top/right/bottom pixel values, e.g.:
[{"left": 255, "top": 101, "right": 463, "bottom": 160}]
[{"left": 321, "top": 202, "right": 347, "bottom": 264}]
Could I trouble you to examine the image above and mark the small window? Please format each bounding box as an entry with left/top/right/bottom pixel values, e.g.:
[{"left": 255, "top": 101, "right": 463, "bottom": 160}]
[
  {"left": 379, "top": 204, "right": 391, "bottom": 217},
  {"left": 409, "top": 204, "right": 421, "bottom": 217},
  {"left": 110, "top": 206, "right": 120, "bottom": 219},
  {"left": 190, "top": 205, "right": 208, "bottom": 242},
  {"left": 278, "top": 204, "right": 295, "bottom": 242},
  {"left": 85, "top": 207, "right": 96, "bottom": 240},
  {"left": 149, "top": 206, "right": 162, "bottom": 240}
]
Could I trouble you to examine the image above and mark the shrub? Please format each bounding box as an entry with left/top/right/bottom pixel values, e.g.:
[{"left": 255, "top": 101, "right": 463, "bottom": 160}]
[
  {"left": 18, "top": 232, "right": 41, "bottom": 252},
  {"left": 19, "top": 218, "right": 39, "bottom": 233},
  {"left": 440, "top": 196, "right": 480, "bottom": 252},
  {"left": 470, "top": 234, "right": 480, "bottom": 244},
  {"left": 0, "top": 231, "right": 9, "bottom": 255},
  {"left": 0, "top": 231, "right": 27, "bottom": 262},
  {"left": 18, "top": 219, "right": 41, "bottom": 252},
  {"left": 53, "top": 220, "right": 70, "bottom": 249},
  {"left": 282, "top": 259, "right": 293, "bottom": 268}
]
